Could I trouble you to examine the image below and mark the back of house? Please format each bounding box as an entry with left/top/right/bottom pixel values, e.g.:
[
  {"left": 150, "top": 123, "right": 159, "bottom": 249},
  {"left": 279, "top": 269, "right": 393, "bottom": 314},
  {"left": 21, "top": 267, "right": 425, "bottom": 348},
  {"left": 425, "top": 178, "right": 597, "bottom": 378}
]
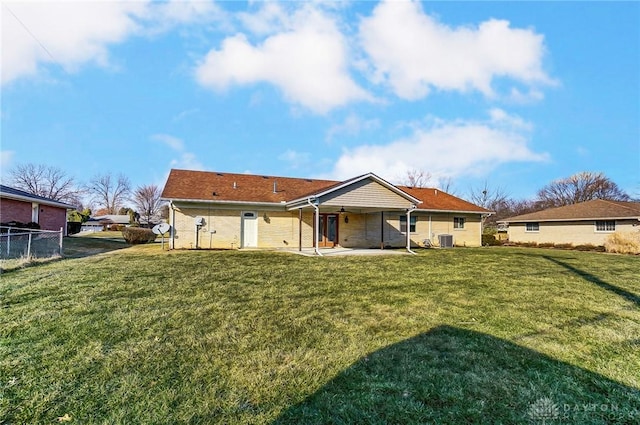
[{"left": 160, "top": 169, "right": 491, "bottom": 251}]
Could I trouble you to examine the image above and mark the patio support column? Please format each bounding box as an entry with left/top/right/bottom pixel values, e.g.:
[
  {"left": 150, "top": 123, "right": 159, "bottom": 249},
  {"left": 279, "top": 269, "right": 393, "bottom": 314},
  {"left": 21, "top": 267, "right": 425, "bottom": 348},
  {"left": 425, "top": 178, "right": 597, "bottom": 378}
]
[
  {"left": 406, "top": 207, "right": 417, "bottom": 255},
  {"left": 380, "top": 212, "right": 384, "bottom": 249},
  {"left": 307, "top": 198, "right": 322, "bottom": 256},
  {"left": 298, "top": 209, "right": 302, "bottom": 251}
]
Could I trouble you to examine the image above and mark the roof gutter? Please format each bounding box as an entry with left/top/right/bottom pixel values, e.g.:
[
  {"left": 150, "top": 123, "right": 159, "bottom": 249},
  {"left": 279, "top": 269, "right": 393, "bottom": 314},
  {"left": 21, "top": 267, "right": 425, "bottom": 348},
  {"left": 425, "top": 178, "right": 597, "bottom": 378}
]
[
  {"left": 498, "top": 216, "right": 640, "bottom": 224},
  {"left": 0, "top": 193, "right": 75, "bottom": 209},
  {"left": 415, "top": 208, "right": 492, "bottom": 215},
  {"left": 163, "top": 198, "right": 286, "bottom": 208}
]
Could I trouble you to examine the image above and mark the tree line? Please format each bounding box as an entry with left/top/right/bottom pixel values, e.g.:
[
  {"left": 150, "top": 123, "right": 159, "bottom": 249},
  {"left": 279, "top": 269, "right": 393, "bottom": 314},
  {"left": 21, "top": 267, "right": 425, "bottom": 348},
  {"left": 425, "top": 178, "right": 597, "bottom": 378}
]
[
  {"left": 7, "top": 163, "right": 165, "bottom": 226},
  {"left": 402, "top": 169, "right": 634, "bottom": 232}
]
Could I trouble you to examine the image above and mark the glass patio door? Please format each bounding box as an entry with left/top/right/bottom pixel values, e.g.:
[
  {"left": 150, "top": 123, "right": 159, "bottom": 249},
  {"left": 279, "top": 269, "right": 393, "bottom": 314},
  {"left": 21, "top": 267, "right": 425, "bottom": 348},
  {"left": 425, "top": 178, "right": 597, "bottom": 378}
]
[{"left": 317, "top": 214, "right": 338, "bottom": 247}]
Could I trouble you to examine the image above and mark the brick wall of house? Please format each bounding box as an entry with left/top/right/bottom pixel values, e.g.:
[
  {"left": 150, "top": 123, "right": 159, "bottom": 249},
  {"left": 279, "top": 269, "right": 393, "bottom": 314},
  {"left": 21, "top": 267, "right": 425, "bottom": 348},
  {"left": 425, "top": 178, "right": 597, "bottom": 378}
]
[
  {"left": 0, "top": 198, "right": 32, "bottom": 223},
  {"left": 0, "top": 198, "right": 67, "bottom": 232},
  {"left": 339, "top": 212, "right": 482, "bottom": 248},
  {"left": 257, "top": 211, "right": 314, "bottom": 249},
  {"left": 172, "top": 207, "right": 240, "bottom": 249},
  {"left": 508, "top": 220, "right": 639, "bottom": 246},
  {"left": 37, "top": 205, "right": 67, "bottom": 232},
  {"left": 171, "top": 206, "right": 317, "bottom": 249},
  {"left": 171, "top": 205, "right": 484, "bottom": 249},
  {"left": 424, "top": 213, "right": 483, "bottom": 247}
]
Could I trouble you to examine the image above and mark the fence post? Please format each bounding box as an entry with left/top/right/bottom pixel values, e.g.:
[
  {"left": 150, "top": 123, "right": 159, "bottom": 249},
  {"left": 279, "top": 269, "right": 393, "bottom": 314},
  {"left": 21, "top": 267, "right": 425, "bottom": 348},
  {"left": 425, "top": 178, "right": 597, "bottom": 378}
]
[
  {"left": 27, "top": 231, "right": 32, "bottom": 259},
  {"left": 6, "top": 227, "right": 10, "bottom": 256},
  {"left": 59, "top": 227, "right": 64, "bottom": 256}
]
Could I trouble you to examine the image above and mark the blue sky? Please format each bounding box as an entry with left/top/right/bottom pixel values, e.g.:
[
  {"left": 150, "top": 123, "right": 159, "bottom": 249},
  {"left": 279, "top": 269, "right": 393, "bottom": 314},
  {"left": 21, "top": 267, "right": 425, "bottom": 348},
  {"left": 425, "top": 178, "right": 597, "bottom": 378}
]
[{"left": 1, "top": 0, "right": 639, "bottom": 200}]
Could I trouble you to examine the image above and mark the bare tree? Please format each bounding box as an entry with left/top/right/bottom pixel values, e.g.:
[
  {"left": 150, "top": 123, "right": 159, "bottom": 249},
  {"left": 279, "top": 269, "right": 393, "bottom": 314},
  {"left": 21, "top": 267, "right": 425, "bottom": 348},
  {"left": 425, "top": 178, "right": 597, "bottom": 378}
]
[
  {"left": 536, "top": 171, "right": 630, "bottom": 208},
  {"left": 439, "top": 176, "right": 456, "bottom": 195},
  {"left": 87, "top": 173, "right": 131, "bottom": 215},
  {"left": 401, "top": 169, "right": 432, "bottom": 188},
  {"left": 9, "top": 163, "right": 83, "bottom": 206},
  {"left": 467, "top": 181, "right": 511, "bottom": 230},
  {"left": 132, "top": 184, "right": 163, "bottom": 226},
  {"left": 504, "top": 199, "right": 540, "bottom": 217},
  {"left": 467, "top": 181, "right": 510, "bottom": 211}
]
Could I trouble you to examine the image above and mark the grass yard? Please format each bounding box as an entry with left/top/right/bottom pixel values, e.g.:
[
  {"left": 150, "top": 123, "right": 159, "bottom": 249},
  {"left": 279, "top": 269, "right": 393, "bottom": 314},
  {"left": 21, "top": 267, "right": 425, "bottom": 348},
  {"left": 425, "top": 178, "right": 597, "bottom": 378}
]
[{"left": 1, "top": 239, "right": 639, "bottom": 424}]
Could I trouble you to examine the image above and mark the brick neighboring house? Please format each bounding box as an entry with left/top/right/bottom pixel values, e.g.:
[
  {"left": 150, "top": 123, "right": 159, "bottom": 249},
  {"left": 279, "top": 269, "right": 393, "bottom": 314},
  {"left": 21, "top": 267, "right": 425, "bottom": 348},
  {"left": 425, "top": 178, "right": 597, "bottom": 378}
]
[
  {"left": 499, "top": 199, "right": 640, "bottom": 246},
  {"left": 0, "top": 184, "right": 75, "bottom": 235},
  {"left": 161, "top": 169, "right": 491, "bottom": 251}
]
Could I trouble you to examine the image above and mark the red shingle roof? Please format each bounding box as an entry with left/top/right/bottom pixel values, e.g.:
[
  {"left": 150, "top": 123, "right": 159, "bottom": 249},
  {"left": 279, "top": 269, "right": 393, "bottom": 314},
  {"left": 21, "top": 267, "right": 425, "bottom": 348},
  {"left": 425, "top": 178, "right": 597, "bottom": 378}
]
[
  {"left": 400, "top": 186, "right": 491, "bottom": 213},
  {"left": 161, "top": 169, "right": 490, "bottom": 213},
  {"left": 501, "top": 199, "right": 640, "bottom": 222},
  {"left": 161, "top": 169, "right": 337, "bottom": 203}
]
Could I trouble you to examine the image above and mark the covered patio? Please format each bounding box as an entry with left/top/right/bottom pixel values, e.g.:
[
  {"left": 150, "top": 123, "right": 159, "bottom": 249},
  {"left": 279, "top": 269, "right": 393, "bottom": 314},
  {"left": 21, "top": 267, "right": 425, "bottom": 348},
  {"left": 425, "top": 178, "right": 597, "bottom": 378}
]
[{"left": 286, "top": 174, "right": 422, "bottom": 255}]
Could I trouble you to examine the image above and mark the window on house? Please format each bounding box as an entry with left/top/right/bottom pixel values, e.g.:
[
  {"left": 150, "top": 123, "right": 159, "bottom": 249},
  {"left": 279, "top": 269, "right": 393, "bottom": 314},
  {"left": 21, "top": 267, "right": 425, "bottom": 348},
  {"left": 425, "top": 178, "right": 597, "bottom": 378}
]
[
  {"left": 525, "top": 222, "right": 539, "bottom": 232},
  {"left": 399, "top": 215, "right": 417, "bottom": 233},
  {"left": 453, "top": 217, "right": 465, "bottom": 229},
  {"left": 595, "top": 220, "right": 615, "bottom": 232}
]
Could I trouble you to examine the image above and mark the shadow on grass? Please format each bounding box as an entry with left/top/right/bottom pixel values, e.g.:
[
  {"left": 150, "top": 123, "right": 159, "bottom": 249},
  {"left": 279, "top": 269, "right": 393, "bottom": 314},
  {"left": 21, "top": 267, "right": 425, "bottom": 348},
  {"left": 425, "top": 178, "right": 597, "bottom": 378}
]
[
  {"left": 543, "top": 256, "right": 640, "bottom": 307},
  {"left": 273, "top": 326, "right": 639, "bottom": 425}
]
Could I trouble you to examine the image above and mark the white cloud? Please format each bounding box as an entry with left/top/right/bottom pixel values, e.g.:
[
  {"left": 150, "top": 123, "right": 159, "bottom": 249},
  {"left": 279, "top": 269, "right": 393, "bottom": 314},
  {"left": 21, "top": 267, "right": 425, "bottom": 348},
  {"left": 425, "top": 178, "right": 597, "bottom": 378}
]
[
  {"left": 278, "top": 149, "right": 310, "bottom": 169},
  {"left": 0, "top": 150, "right": 15, "bottom": 172},
  {"left": 150, "top": 133, "right": 204, "bottom": 171},
  {"left": 325, "top": 113, "right": 380, "bottom": 142},
  {"left": 151, "top": 133, "right": 185, "bottom": 151},
  {"left": 237, "top": 2, "right": 290, "bottom": 36},
  {"left": 508, "top": 87, "right": 545, "bottom": 104},
  {"left": 195, "top": 5, "right": 371, "bottom": 114},
  {"left": 171, "top": 108, "right": 200, "bottom": 122},
  {"left": 322, "top": 110, "right": 549, "bottom": 182},
  {"left": 488, "top": 108, "right": 533, "bottom": 132},
  {"left": 170, "top": 152, "right": 205, "bottom": 171},
  {"left": 359, "top": 0, "right": 553, "bottom": 100},
  {"left": 1, "top": 0, "right": 222, "bottom": 85}
]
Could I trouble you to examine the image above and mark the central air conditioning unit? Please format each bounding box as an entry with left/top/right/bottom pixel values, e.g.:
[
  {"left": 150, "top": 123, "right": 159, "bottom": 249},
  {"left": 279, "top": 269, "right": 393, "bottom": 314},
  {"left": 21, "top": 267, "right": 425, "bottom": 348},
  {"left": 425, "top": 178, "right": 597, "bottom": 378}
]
[{"left": 438, "top": 234, "right": 454, "bottom": 248}]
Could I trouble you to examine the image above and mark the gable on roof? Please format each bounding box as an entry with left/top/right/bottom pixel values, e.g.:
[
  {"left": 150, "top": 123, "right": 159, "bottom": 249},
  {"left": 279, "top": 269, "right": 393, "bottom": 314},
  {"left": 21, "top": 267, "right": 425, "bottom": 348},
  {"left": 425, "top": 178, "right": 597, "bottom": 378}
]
[
  {"left": 319, "top": 177, "right": 416, "bottom": 209},
  {"left": 286, "top": 173, "right": 420, "bottom": 210},
  {"left": 500, "top": 199, "right": 640, "bottom": 223}
]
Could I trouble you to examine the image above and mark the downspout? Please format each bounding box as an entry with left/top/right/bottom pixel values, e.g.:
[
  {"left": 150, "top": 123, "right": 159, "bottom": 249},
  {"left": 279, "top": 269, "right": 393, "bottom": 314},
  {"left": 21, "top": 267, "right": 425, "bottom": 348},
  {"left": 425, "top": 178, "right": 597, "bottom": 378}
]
[
  {"left": 481, "top": 212, "right": 493, "bottom": 246},
  {"left": 406, "top": 206, "right": 417, "bottom": 255},
  {"left": 307, "top": 198, "right": 322, "bottom": 256},
  {"left": 170, "top": 202, "right": 176, "bottom": 250}
]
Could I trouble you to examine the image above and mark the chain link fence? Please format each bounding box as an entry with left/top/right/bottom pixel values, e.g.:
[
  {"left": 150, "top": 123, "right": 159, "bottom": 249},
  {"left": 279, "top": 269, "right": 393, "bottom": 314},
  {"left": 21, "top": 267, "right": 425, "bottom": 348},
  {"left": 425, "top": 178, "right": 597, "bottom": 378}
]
[{"left": 0, "top": 226, "right": 64, "bottom": 260}]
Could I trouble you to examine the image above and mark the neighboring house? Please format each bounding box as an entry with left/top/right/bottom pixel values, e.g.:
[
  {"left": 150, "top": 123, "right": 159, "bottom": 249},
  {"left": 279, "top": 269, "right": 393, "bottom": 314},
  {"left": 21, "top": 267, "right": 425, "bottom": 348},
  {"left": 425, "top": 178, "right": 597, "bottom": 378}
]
[
  {"left": 161, "top": 169, "right": 491, "bottom": 252},
  {"left": 499, "top": 199, "right": 640, "bottom": 246},
  {"left": 0, "top": 184, "right": 75, "bottom": 235},
  {"left": 80, "top": 215, "right": 131, "bottom": 232}
]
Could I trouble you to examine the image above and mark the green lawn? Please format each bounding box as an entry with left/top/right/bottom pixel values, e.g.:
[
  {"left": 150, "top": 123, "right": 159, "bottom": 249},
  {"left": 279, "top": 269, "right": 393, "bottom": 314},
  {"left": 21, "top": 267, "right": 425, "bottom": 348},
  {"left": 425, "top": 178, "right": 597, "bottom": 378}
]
[{"left": 1, "top": 240, "right": 638, "bottom": 424}]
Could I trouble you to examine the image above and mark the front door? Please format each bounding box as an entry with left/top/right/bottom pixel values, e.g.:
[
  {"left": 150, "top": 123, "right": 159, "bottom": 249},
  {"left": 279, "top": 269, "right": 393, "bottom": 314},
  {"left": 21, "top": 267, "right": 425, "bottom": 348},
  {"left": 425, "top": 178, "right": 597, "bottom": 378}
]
[{"left": 317, "top": 214, "right": 339, "bottom": 247}]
